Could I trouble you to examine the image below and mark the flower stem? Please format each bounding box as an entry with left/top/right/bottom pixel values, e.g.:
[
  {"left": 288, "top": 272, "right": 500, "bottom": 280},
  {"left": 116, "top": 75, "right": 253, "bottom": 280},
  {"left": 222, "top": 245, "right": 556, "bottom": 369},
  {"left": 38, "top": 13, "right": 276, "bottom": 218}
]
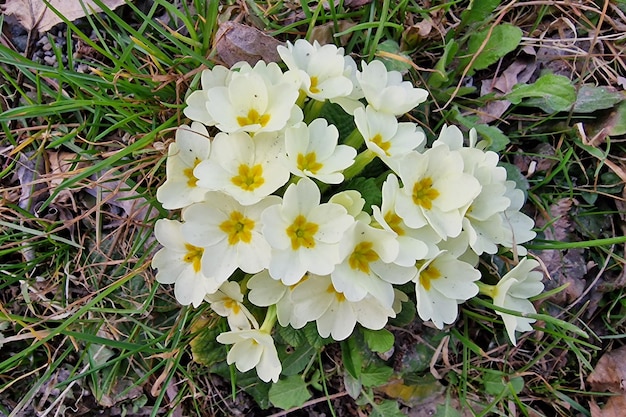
[
  {"left": 260, "top": 304, "right": 277, "bottom": 333},
  {"left": 343, "top": 128, "right": 364, "bottom": 150},
  {"left": 304, "top": 99, "right": 325, "bottom": 123},
  {"left": 476, "top": 281, "right": 497, "bottom": 299},
  {"left": 342, "top": 149, "right": 377, "bottom": 180}
]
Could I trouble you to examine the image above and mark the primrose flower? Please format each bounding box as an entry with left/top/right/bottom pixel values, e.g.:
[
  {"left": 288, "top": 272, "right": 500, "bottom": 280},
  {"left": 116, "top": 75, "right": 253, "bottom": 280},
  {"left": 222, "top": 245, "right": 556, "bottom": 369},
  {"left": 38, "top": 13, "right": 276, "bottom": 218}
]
[
  {"left": 357, "top": 60, "right": 428, "bottom": 116},
  {"left": 328, "top": 190, "right": 371, "bottom": 224},
  {"left": 500, "top": 181, "right": 536, "bottom": 255},
  {"left": 491, "top": 258, "right": 544, "bottom": 345},
  {"left": 262, "top": 177, "right": 354, "bottom": 285},
  {"left": 183, "top": 65, "right": 231, "bottom": 125},
  {"left": 395, "top": 145, "right": 482, "bottom": 239},
  {"left": 278, "top": 39, "right": 353, "bottom": 101},
  {"left": 284, "top": 119, "right": 356, "bottom": 184},
  {"left": 291, "top": 274, "right": 396, "bottom": 341},
  {"left": 247, "top": 270, "right": 310, "bottom": 329},
  {"left": 204, "top": 61, "right": 301, "bottom": 134},
  {"left": 354, "top": 106, "right": 425, "bottom": 164},
  {"left": 217, "top": 329, "right": 281, "bottom": 382},
  {"left": 194, "top": 131, "right": 290, "bottom": 206},
  {"left": 151, "top": 219, "right": 222, "bottom": 307},
  {"left": 156, "top": 123, "right": 211, "bottom": 210},
  {"left": 329, "top": 54, "right": 366, "bottom": 115},
  {"left": 332, "top": 220, "right": 415, "bottom": 308},
  {"left": 414, "top": 252, "right": 480, "bottom": 329},
  {"left": 205, "top": 281, "right": 259, "bottom": 331},
  {"left": 181, "top": 193, "right": 280, "bottom": 284},
  {"left": 372, "top": 174, "right": 440, "bottom": 266}
]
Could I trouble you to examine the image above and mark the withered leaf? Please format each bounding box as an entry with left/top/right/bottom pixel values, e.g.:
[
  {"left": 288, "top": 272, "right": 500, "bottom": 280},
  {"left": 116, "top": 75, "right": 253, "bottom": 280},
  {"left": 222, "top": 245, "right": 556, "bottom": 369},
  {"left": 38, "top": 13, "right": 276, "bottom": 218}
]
[
  {"left": 214, "top": 21, "right": 282, "bottom": 67},
  {"left": 588, "top": 345, "right": 626, "bottom": 393},
  {"left": 2, "top": 0, "right": 126, "bottom": 32}
]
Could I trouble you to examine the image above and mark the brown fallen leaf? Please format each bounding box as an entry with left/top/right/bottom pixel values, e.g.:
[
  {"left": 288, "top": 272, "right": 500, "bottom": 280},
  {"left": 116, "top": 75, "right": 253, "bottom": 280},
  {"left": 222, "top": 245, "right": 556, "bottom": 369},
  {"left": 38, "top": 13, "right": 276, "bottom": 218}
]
[
  {"left": 588, "top": 345, "right": 626, "bottom": 417},
  {"left": 2, "top": 0, "right": 126, "bottom": 33},
  {"left": 214, "top": 21, "right": 283, "bottom": 67}
]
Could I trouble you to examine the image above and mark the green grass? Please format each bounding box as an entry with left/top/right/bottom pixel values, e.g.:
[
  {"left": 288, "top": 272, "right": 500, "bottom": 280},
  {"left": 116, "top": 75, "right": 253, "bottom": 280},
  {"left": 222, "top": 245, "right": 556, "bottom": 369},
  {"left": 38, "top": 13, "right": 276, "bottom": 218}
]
[{"left": 1, "top": 0, "right": 625, "bottom": 416}]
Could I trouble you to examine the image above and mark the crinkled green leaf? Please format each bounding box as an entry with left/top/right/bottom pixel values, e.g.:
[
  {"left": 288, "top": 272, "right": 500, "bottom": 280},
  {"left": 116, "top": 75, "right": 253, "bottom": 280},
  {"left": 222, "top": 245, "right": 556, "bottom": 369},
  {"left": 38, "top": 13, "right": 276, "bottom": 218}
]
[
  {"left": 460, "top": 0, "right": 501, "bottom": 27},
  {"left": 277, "top": 324, "right": 306, "bottom": 348},
  {"left": 483, "top": 371, "right": 524, "bottom": 396},
  {"left": 190, "top": 320, "right": 225, "bottom": 367},
  {"left": 280, "top": 344, "right": 316, "bottom": 376},
  {"left": 303, "top": 321, "right": 332, "bottom": 349},
  {"left": 573, "top": 85, "right": 624, "bottom": 113},
  {"left": 361, "top": 364, "right": 394, "bottom": 387},
  {"left": 341, "top": 337, "right": 363, "bottom": 379},
  {"left": 369, "top": 399, "right": 405, "bottom": 417},
  {"left": 466, "top": 24, "right": 522, "bottom": 73},
  {"left": 362, "top": 328, "right": 395, "bottom": 353},
  {"left": 506, "top": 73, "right": 576, "bottom": 113},
  {"left": 433, "top": 390, "right": 462, "bottom": 417},
  {"left": 269, "top": 375, "right": 311, "bottom": 410}
]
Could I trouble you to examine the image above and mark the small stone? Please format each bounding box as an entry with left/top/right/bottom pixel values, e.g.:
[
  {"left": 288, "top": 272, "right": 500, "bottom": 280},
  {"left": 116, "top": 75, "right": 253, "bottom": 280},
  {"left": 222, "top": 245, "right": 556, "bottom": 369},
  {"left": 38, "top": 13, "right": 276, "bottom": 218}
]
[
  {"left": 42, "top": 42, "right": 53, "bottom": 51},
  {"left": 44, "top": 55, "right": 57, "bottom": 66}
]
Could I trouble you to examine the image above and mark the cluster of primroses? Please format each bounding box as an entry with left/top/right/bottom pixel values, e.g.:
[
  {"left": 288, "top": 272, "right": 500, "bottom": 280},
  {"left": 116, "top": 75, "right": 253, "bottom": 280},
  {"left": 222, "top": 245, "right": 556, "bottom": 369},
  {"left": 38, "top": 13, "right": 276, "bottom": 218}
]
[{"left": 151, "top": 39, "right": 543, "bottom": 383}]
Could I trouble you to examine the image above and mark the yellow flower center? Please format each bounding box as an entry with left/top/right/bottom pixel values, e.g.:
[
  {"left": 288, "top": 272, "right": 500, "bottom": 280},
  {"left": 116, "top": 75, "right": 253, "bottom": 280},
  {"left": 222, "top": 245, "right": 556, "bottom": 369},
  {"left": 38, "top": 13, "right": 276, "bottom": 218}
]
[
  {"left": 309, "top": 76, "right": 320, "bottom": 94},
  {"left": 419, "top": 264, "right": 441, "bottom": 291},
  {"left": 412, "top": 177, "right": 439, "bottom": 210},
  {"left": 348, "top": 241, "right": 379, "bottom": 274},
  {"left": 297, "top": 152, "right": 324, "bottom": 174},
  {"left": 237, "top": 108, "right": 271, "bottom": 127},
  {"left": 286, "top": 215, "right": 319, "bottom": 250},
  {"left": 370, "top": 133, "right": 391, "bottom": 156},
  {"left": 219, "top": 211, "right": 255, "bottom": 245},
  {"left": 231, "top": 164, "right": 265, "bottom": 191},
  {"left": 183, "top": 243, "right": 204, "bottom": 273},
  {"left": 384, "top": 211, "right": 405, "bottom": 236},
  {"left": 183, "top": 158, "right": 202, "bottom": 187},
  {"left": 223, "top": 298, "right": 241, "bottom": 314}
]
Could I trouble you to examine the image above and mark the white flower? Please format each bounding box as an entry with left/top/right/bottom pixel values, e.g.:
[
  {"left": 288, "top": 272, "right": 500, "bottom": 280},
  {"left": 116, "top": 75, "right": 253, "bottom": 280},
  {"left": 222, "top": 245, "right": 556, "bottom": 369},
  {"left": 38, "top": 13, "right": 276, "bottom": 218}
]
[
  {"left": 371, "top": 174, "right": 440, "bottom": 266},
  {"left": 204, "top": 61, "right": 301, "bottom": 134},
  {"left": 492, "top": 258, "right": 544, "bottom": 345},
  {"left": 414, "top": 252, "right": 480, "bottom": 328},
  {"left": 205, "top": 281, "right": 259, "bottom": 331},
  {"left": 183, "top": 65, "right": 231, "bottom": 125},
  {"left": 216, "top": 329, "right": 281, "bottom": 382},
  {"left": 356, "top": 60, "right": 428, "bottom": 115},
  {"left": 261, "top": 177, "right": 354, "bottom": 285},
  {"left": 194, "top": 131, "right": 290, "bottom": 206},
  {"left": 156, "top": 123, "right": 211, "bottom": 210},
  {"left": 278, "top": 39, "right": 353, "bottom": 101},
  {"left": 500, "top": 181, "right": 536, "bottom": 255},
  {"left": 247, "top": 270, "right": 311, "bottom": 329},
  {"left": 284, "top": 119, "right": 356, "bottom": 184},
  {"left": 395, "top": 145, "right": 481, "bottom": 239},
  {"left": 181, "top": 193, "right": 279, "bottom": 283},
  {"left": 354, "top": 106, "right": 425, "bottom": 164},
  {"left": 151, "top": 219, "right": 222, "bottom": 307},
  {"left": 332, "top": 220, "right": 415, "bottom": 308},
  {"left": 329, "top": 55, "right": 366, "bottom": 115},
  {"left": 291, "top": 274, "right": 396, "bottom": 341},
  {"left": 328, "top": 190, "right": 371, "bottom": 224}
]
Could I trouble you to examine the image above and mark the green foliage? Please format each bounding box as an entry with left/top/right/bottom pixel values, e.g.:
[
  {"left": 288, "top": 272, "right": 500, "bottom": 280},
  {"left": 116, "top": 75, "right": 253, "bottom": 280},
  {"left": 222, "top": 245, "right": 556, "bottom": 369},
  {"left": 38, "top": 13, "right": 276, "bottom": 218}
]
[
  {"left": 573, "top": 85, "right": 624, "bottom": 113},
  {"left": 362, "top": 328, "right": 395, "bottom": 353},
  {"left": 341, "top": 337, "right": 364, "bottom": 379},
  {"left": 269, "top": 375, "right": 312, "bottom": 410},
  {"left": 464, "top": 24, "right": 523, "bottom": 73},
  {"left": 361, "top": 364, "right": 394, "bottom": 387},
  {"left": 506, "top": 73, "right": 577, "bottom": 113}
]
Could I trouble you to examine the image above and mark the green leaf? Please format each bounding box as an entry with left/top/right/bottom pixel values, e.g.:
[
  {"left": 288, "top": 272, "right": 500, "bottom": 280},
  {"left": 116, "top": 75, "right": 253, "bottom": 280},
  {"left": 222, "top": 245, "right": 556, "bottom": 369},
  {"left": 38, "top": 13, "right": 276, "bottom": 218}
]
[
  {"left": 389, "top": 298, "right": 416, "bottom": 327},
  {"left": 472, "top": 124, "right": 510, "bottom": 152},
  {"left": 376, "top": 40, "right": 412, "bottom": 73},
  {"left": 277, "top": 324, "right": 306, "bottom": 348},
  {"left": 361, "top": 364, "right": 394, "bottom": 388},
  {"left": 341, "top": 337, "right": 363, "bottom": 379},
  {"left": 269, "top": 375, "right": 311, "bottom": 410},
  {"left": 433, "top": 390, "right": 462, "bottom": 417},
  {"left": 429, "top": 40, "right": 458, "bottom": 88},
  {"left": 460, "top": 0, "right": 501, "bottom": 27},
  {"left": 340, "top": 176, "right": 382, "bottom": 214},
  {"left": 483, "top": 371, "right": 524, "bottom": 397},
  {"left": 369, "top": 399, "right": 405, "bottom": 417},
  {"left": 280, "top": 345, "right": 316, "bottom": 376},
  {"left": 362, "top": 328, "right": 395, "bottom": 353},
  {"left": 189, "top": 319, "right": 225, "bottom": 367},
  {"left": 506, "top": 73, "right": 576, "bottom": 113},
  {"left": 465, "top": 24, "right": 522, "bottom": 73},
  {"left": 573, "top": 85, "right": 624, "bottom": 113},
  {"left": 302, "top": 322, "right": 332, "bottom": 349}
]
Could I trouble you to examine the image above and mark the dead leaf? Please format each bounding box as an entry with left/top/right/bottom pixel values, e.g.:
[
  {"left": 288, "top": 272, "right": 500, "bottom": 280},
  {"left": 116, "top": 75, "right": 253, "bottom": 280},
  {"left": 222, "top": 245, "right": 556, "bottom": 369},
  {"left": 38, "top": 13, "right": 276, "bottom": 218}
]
[
  {"left": 310, "top": 20, "right": 355, "bottom": 46},
  {"left": 214, "top": 21, "right": 283, "bottom": 67},
  {"left": 588, "top": 345, "right": 626, "bottom": 417},
  {"left": 1, "top": 0, "right": 126, "bottom": 33},
  {"left": 535, "top": 198, "right": 588, "bottom": 305}
]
